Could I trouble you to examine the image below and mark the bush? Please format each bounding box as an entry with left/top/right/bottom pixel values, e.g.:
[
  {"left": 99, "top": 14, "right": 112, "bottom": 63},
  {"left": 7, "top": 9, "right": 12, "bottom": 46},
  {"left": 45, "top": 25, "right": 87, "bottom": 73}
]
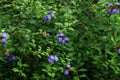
[{"left": 1, "top": 0, "right": 120, "bottom": 80}]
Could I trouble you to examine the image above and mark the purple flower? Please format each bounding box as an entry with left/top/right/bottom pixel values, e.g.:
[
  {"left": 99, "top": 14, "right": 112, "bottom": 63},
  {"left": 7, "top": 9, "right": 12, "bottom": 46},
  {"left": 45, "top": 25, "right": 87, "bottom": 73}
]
[
  {"left": 112, "top": 8, "right": 119, "bottom": 14},
  {"left": 116, "top": 2, "right": 120, "bottom": 6},
  {"left": 44, "top": 10, "right": 55, "bottom": 22},
  {"left": 61, "top": 39, "right": 66, "bottom": 44},
  {"left": 44, "top": 15, "right": 52, "bottom": 22},
  {"left": 1, "top": 32, "right": 8, "bottom": 43},
  {"left": 56, "top": 33, "right": 64, "bottom": 37},
  {"left": 118, "top": 48, "right": 120, "bottom": 54},
  {"left": 44, "top": 16, "right": 48, "bottom": 22},
  {"left": 58, "top": 37, "right": 63, "bottom": 42},
  {"left": 50, "top": 55, "right": 55, "bottom": 61},
  {"left": 58, "top": 37, "right": 69, "bottom": 44},
  {"left": 1, "top": 38, "right": 7, "bottom": 43},
  {"left": 48, "top": 55, "right": 59, "bottom": 63},
  {"left": 66, "top": 64, "right": 71, "bottom": 68},
  {"left": 107, "top": 3, "right": 113, "bottom": 7},
  {"left": 106, "top": 3, "right": 119, "bottom": 15},
  {"left": 51, "top": 13, "right": 55, "bottom": 17},
  {"left": 2, "top": 32, "right": 7, "bottom": 38},
  {"left": 48, "top": 58, "right": 54, "bottom": 63},
  {"left": 64, "top": 37, "right": 69, "bottom": 42},
  {"left": 64, "top": 70, "right": 69, "bottom": 76},
  {"left": 47, "top": 15, "right": 52, "bottom": 19},
  {"left": 54, "top": 55, "right": 59, "bottom": 62},
  {"left": 107, "top": 9, "right": 112, "bottom": 14},
  {"left": 8, "top": 55, "right": 16, "bottom": 62},
  {"left": 56, "top": 33, "right": 69, "bottom": 44},
  {"left": 5, "top": 53, "right": 16, "bottom": 62}
]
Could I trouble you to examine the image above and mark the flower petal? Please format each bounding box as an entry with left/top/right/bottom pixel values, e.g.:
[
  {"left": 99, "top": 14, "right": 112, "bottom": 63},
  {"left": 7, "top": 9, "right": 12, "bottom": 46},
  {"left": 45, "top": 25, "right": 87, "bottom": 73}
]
[
  {"left": 48, "top": 58, "right": 54, "bottom": 63},
  {"left": 64, "top": 37, "right": 69, "bottom": 42},
  {"left": 1, "top": 38, "right": 7, "bottom": 43},
  {"left": 2, "top": 32, "right": 7, "bottom": 38},
  {"left": 54, "top": 55, "right": 59, "bottom": 62},
  {"left": 64, "top": 70, "right": 69, "bottom": 76},
  {"left": 66, "top": 64, "right": 71, "bottom": 68},
  {"left": 61, "top": 40, "right": 66, "bottom": 44},
  {"left": 58, "top": 37, "right": 63, "bottom": 43}
]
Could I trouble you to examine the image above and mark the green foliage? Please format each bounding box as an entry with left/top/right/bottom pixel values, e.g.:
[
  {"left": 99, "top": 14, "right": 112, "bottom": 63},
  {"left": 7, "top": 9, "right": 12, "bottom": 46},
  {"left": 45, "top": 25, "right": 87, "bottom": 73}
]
[{"left": 0, "top": 0, "right": 120, "bottom": 80}]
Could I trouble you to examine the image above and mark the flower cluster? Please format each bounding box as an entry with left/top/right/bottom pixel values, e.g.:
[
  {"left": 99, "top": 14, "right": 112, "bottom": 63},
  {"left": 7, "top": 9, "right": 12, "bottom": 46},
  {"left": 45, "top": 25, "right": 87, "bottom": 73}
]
[
  {"left": 64, "top": 64, "right": 71, "bottom": 76},
  {"left": 44, "top": 10, "right": 55, "bottom": 22},
  {"left": 1, "top": 32, "right": 8, "bottom": 43},
  {"left": 107, "top": 2, "right": 120, "bottom": 14},
  {"left": 48, "top": 55, "right": 59, "bottom": 64},
  {"left": 5, "top": 52, "right": 16, "bottom": 62},
  {"left": 56, "top": 33, "right": 69, "bottom": 44}
]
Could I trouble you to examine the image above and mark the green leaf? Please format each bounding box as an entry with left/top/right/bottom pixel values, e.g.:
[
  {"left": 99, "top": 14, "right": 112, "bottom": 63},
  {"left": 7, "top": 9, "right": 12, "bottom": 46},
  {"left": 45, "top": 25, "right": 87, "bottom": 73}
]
[
  {"left": 12, "top": 68, "right": 19, "bottom": 72},
  {"left": 80, "top": 74, "right": 87, "bottom": 78},
  {"left": 73, "top": 76, "right": 80, "bottom": 80},
  {"left": 80, "top": 68, "right": 87, "bottom": 72},
  {"left": 48, "top": 72, "right": 55, "bottom": 77},
  {"left": 33, "top": 73, "right": 41, "bottom": 79},
  {"left": 17, "top": 61, "right": 22, "bottom": 67},
  {"left": 21, "top": 72, "right": 26, "bottom": 78},
  {"left": 22, "top": 64, "right": 29, "bottom": 67}
]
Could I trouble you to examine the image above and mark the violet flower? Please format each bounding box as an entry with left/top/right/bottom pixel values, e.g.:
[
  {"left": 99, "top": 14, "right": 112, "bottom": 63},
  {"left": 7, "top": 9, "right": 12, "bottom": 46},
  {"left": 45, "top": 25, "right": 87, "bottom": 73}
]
[
  {"left": 56, "top": 33, "right": 69, "bottom": 44},
  {"left": 112, "top": 8, "right": 119, "bottom": 14},
  {"left": 44, "top": 10, "right": 55, "bottom": 22},
  {"left": 5, "top": 53, "right": 16, "bottom": 62},
  {"left": 107, "top": 3, "right": 113, "bottom": 7},
  {"left": 118, "top": 48, "right": 120, "bottom": 54},
  {"left": 64, "top": 70, "right": 69, "bottom": 76},
  {"left": 48, "top": 55, "right": 59, "bottom": 63},
  {"left": 116, "top": 2, "right": 120, "bottom": 6},
  {"left": 1, "top": 32, "right": 8, "bottom": 43},
  {"left": 66, "top": 64, "right": 71, "bottom": 68}
]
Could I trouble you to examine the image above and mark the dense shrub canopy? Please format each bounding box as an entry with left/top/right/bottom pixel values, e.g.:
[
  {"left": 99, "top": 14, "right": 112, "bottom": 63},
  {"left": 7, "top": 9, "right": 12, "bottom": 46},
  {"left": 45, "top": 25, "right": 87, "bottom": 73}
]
[{"left": 1, "top": 0, "right": 120, "bottom": 80}]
